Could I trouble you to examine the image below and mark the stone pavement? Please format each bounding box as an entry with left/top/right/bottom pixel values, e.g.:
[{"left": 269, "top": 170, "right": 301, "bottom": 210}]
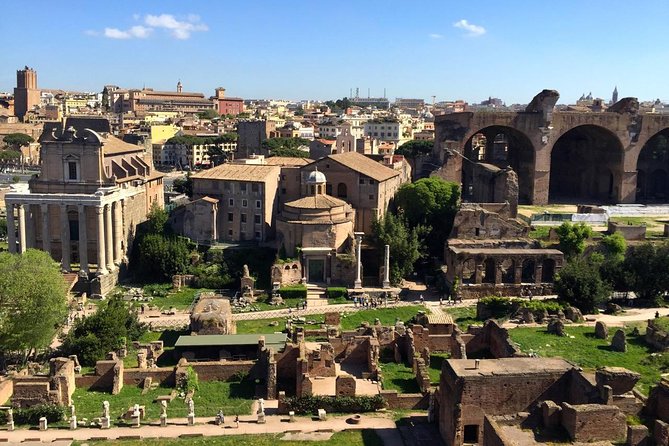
[{"left": 0, "top": 413, "right": 402, "bottom": 445}]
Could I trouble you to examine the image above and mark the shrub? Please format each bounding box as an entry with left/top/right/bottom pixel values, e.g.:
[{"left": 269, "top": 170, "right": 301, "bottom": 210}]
[
  {"left": 178, "top": 366, "right": 199, "bottom": 394},
  {"left": 0, "top": 404, "right": 65, "bottom": 425},
  {"left": 326, "top": 287, "right": 348, "bottom": 300},
  {"left": 283, "top": 394, "right": 385, "bottom": 414},
  {"left": 554, "top": 257, "right": 610, "bottom": 313},
  {"left": 279, "top": 284, "right": 307, "bottom": 300},
  {"left": 478, "top": 296, "right": 514, "bottom": 318}
]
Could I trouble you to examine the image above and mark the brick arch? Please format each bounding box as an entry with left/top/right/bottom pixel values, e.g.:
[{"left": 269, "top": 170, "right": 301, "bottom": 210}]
[
  {"left": 547, "top": 124, "right": 626, "bottom": 203},
  {"left": 634, "top": 127, "right": 669, "bottom": 202}
]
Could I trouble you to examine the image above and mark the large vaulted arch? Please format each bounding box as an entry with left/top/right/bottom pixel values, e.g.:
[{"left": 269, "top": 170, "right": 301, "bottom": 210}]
[
  {"left": 636, "top": 128, "right": 669, "bottom": 203},
  {"left": 549, "top": 125, "right": 624, "bottom": 203}
]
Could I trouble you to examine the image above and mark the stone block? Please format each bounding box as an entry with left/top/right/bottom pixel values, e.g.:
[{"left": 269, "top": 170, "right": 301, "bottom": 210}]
[
  {"left": 289, "top": 411, "right": 296, "bottom": 422},
  {"left": 541, "top": 400, "right": 561, "bottom": 428},
  {"left": 318, "top": 408, "right": 327, "bottom": 421},
  {"left": 39, "top": 417, "right": 47, "bottom": 431},
  {"left": 187, "top": 414, "right": 195, "bottom": 426},
  {"left": 627, "top": 424, "right": 648, "bottom": 446},
  {"left": 324, "top": 312, "right": 341, "bottom": 326},
  {"left": 655, "top": 420, "right": 669, "bottom": 446},
  {"left": 611, "top": 329, "right": 627, "bottom": 352},
  {"left": 596, "top": 367, "right": 641, "bottom": 395},
  {"left": 335, "top": 374, "right": 356, "bottom": 397},
  {"left": 595, "top": 321, "right": 608, "bottom": 339}
]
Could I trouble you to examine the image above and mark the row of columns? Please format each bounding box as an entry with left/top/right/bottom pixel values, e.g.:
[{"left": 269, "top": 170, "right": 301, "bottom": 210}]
[
  {"left": 457, "top": 257, "right": 559, "bottom": 286},
  {"left": 353, "top": 233, "right": 390, "bottom": 289},
  {"left": 6, "top": 200, "right": 126, "bottom": 275}
]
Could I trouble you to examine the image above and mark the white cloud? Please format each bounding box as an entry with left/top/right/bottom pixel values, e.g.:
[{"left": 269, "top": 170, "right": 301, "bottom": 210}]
[
  {"left": 144, "top": 14, "right": 208, "bottom": 40},
  {"left": 103, "top": 25, "right": 152, "bottom": 39},
  {"left": 89, "top": 13, "right": 207, "bottom": 40},
  {"left": 429, "top": 33, "right": 443, "bottom": 39},
  {"left": 453, "top": 19, "right": 486, "bottom": 37}
]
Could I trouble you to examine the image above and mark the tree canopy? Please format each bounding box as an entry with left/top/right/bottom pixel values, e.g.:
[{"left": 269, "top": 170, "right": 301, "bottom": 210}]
[
  {"left": 196, "top": 109, "right": 220, "bottom": 120},
  {"left": 623, "top": 242, "right": 669, "bottom": 301},
  {"left": 166, "top": 133, "right": 237, "bottom": 147},
  {"left": 262, "top": 137, "right": 310, "bottom": 153},
  {"left": 268, "top": 146, "right": 311, "bottom": 158},
  {"left": 3, "top": 133, "right": 34, "bottom": 150},
  {"left": 395, "top": 140, "right": 434, "bottom": 159},
  {"left": 172, "top": 174, "right": 193, "bottom": 198},
  {"left": 324, "top": 97, "right": 352, "bottom": 111},
  {"left": 554, "top": 256, "right": 610, "bottom": 313},
  {"left": 0, "top": 250, "right": 68, "bottom": 361},
  {"left": 555, "top": 222, "right": 592, "bottom": 258},
  {"left": 371, "top": 213, "right": 424, "bottom": 285}
]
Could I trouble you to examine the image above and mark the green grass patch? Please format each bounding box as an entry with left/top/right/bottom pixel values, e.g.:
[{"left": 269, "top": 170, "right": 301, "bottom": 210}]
[
  {"left": 235, "top": 317, "right": 322, "bottom": 334},
  {"left": 151, "top": 286, "right": 211, "bottom": 310},
  {"left": 428, "top": 353, "right": 450, "bottom": 384},
  {"left": 509, "top": 325, "right": 661, "bottom": 394},
  {"left": 444, "top": 306, "right": 479, "bottom": 330},
  {"left": 77, "top": 430, "right": 383, "bottom": 446},
  {"left": 651, "top": 316, "right": 669, "bottom": 333},
  {"left": 529, "top": 226, "right": 552, "bottom": 240},
  {"left": 379, "top": 359, "right": 420, "bottom": 393},
  {"left": 340, "top": 305, "right": 426, "bottom": 331},
  {"left": 327, "top": 296, "right": 349, "bottom": 305}
]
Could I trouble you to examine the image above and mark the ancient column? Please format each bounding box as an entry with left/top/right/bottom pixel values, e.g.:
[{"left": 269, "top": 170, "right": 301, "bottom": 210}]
[
  {"left": 96, "top": 205, "right": 107, "bottom": 275},
  {"left": 120, "top": 199, "right": 128, "bottom": 262},
  {"left": 382, "top": 244, "right": 390, "bottom": 289},
  {"left": 77, "top": 205, "right": 89, "bottom": 274},
  {"left": 25, "top": 205, "right": 36, "bottom": 249},
  {"left": 104, "top": 204, "right": 114, "bottom": 271},
  {"left": 6, "top": 204, "right": 16, "bottom": 254},
  {"left": 60, "top": 205, "right": 71, "bottom": 272},
  {"left": 17, "top": 204, "right": 26, "bottom": 254},
  {"left": 354, "top": 234, "right": 363, "bottom": 289},
  {"left": 41, "top": 204, "right": 51, "bottom": 256},
  {"left": 112, "top": 201, "right": 123, "bottom": 265}
]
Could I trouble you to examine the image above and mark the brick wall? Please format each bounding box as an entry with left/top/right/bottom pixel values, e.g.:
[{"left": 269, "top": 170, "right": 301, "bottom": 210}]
[
  {"left": 560, "top": 403, "right": 627, "bottom": 442},
  {"left": 483, "top": 416, "right": 512, "bottom": 446},
  {"left": 380, "top": 390, "right": 429, "bottom": 410}
]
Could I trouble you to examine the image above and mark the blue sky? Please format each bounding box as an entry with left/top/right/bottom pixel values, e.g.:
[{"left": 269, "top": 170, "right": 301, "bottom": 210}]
[{"left": 2, "top": 1, "right": 669, "bottom": 104}]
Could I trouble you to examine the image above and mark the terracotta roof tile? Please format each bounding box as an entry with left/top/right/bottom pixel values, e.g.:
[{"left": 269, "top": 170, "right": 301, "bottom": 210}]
[
  {"left": 324, "top": 151, "right": 399, "bottom": 182},
  {"left": 191, "top": 163, "right": 280, "bottom": 181}
]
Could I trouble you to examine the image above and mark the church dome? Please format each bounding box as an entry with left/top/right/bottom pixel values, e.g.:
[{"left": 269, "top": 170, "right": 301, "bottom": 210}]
[{"left": 306, "top": 168, "right": 326, "bottom": 184}]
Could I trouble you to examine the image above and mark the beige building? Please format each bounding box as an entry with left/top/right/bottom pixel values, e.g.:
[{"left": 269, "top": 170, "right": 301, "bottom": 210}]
[
  {"left": 5, "top": 117, "right": 164, "bottom": 295},
  {"left": 191, "top": 163, "right": 281, "bottom": 242},
  {"left": 308, "top": 152, "right": 404, "bottom": 233}
]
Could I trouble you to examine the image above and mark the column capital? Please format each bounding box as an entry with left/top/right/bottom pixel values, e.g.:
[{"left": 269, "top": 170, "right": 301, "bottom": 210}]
[{"left": 95, "top": 205, "right": 104, "bottom": 214}]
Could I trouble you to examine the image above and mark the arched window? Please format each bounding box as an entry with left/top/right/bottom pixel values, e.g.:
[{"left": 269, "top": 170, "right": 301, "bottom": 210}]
[{"left": 337, "top": 183, "right": 347, "bottom": 198}]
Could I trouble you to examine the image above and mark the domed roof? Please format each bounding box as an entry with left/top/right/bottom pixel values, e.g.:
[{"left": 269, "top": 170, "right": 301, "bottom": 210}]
[{"left": 306, "top": 167, "right": 326, "bottom": 184}]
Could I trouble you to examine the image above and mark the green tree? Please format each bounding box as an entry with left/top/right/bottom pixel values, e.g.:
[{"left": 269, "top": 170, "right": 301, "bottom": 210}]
[
  {"left": 371, "top": 213, "right": 424, "bottom": 285},
  {"left": 146, "top": 203, "right": 169, "bottom": 235},
  {"left": 268, "top": 146, "right": 310, "bottom": 158},
  {"left": 0, "top": 150, "right": 21, "bottom": 171},
  {"left": 555, "top": 222, "right": 592, "bottom": 258},
  {"left": 623, "top": 242, "right": 669, "bottom": 301},
  {"left": 0, "top": 250, "right": 68, "bottom": 362},
  {"left": 395, "top": 140, "right": 434, "bottom": 159},
  {"left": 60, "top": 298, "right": 145, "bottom": 366},
  {"left": 600, "top": 232, "right": 626, "bottom": 261},
  {"left": 554, "top": 256, "right": 610, "bottom": 313},
  {"left": 0, "top": 217, "right": 6, "bottom": 239},
  {"left": 196, "top": 108, "right": 220, "bottom": 120},
  {"left": 262, "top": 137, "right": 309, "bottom": 154},
  {"left": 394, "top": 177, "right": 460, "bottom": 257},
  {"left": 136, "top": 234, "right": 191, "bottom": 282},
  {"left": 3, "top": 133, "right": 34, "bottom": 151},
  {"left": 173, "top": 173, "right": 193, "bottom": 198}
]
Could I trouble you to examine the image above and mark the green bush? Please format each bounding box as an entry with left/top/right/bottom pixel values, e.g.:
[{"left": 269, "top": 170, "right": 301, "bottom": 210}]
[
  {"left": 0, "top": 404, "right": 65, "bottom": 425},
  {"left": 478, "top": 296, "right": 514, "bottom": 318},
  {"left": 279, "top": 284, "right": 307, "bottom": 300},
  {"left": 178, "top": 366, "right": 200, "bottom": 394},
  {"left": 326, "top": 287, "right": 348, "bottom": 300},
  {"left": 283, "top": 394, "right": 385, "bottom": 414},
  {"left": 517, "top": 299, "right": 565, "bottom": 313}
]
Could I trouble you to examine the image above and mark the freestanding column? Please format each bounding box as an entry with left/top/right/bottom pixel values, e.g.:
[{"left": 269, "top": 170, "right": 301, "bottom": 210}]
[
  {"left": 25, "top": 205, "right": 36, "bottom": 249},
  {"left": 41, "top": 204, "right": 51, "bottom": 256},
  {"left": 382, "top": 244, "right": 390, "bottom": 289},
  {"left": 354, "top": 234, "right": 363, "bottom": 289},
  {"left": 60, "top": 205, "right": 71, "bottom": 272},
  {"left": 104, "top": 204, "right": 114, "bottom": 271},
  {"left": 6, "top": 204, "right": 16, "bottom": 254},
  {"left": 17, "top": 204, "right": 26, "bottom": 253},
  {"left": 96, "top": 205, "right": 107, "bottom": 275},
  {"left": 112, "top": 201, "right": 123, "bottom": 265},
  {"left": 77, "top": 205, "right": 89, "bottom": 274}
]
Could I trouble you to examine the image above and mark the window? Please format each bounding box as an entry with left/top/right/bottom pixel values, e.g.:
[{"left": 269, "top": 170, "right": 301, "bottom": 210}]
[
  {"left": 255, "top": 231, "right": 261, "bottom": 239},
  {"left": 359, "top": 178, "right": 365, "bottom": 185},
  {"left": 254, "top": 214, "right": 261, "bottom": 224},
  {"left": 228, "top": 229, "right": 233, "bottom": 236},
  {"left": 252, "top": 183, "right": 259, "bottom": 192},
  {"left": 240, "top": 231, "right": 246, "bottom": 240},
  {"left": 255, "top": 200, "right": 261, "bottom": 208},
  {"left": 224, "top": 182, "right": 231, "bottom": 191},
  {"left": 242, "top": 199, "right": 248, "bottom": 208},
  {"left": 68, "top": 162, "right": 78, "bottom": 180},
  {"left": 326, "top": 184, "right": 332, "bottom": 195},
  {"left": 369, "top": 179, "right": 375, "bottom": 185},
  {"left": 228, "top": 213, "right": 234, "bottom": 222},
  {"left": 369, "top": 194, "right": 374, "bottom": 200},
  {"left": 240, "top": 183, "right": 247, "bottom": 193},
  {"left": 241, "top": 213, "right": 247, "bottom": 223},
  {"left": 337, "top": 183, "right": 347, "bottom": 198},
  {"left": 228, "top": 198, "right": 234, "bottom": 206}
]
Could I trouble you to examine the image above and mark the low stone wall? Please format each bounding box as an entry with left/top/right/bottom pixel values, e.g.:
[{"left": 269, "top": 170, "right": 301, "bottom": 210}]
[
  {"left": 561, "top": 403, "right": 627, "bottom": 443},
  {"left": 483, "top": 415, "right": 512, "bottom": 446},
  {"left": 645, "top": 319, "right": 669, "bottom": 351},
  {"left": 608, "top": 222, "right": 646, "bottom": 241},
  {"left": 380, "top": 390, "right": 429, "bottom": 410}
]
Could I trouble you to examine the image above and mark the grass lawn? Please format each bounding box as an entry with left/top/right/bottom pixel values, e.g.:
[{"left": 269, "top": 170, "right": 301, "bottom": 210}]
[
  {"left": 148, "top": 286, "right": 211, "bottom": 310},
  {"left": 72, "top": 380, "right": 254, "bottom": 424},
  {"left": 340, "top": 305, "right": 426, "bottom": 331},
  {"left": 509, "top": 325, "right": 663, "bottom": 394},
  {"left": 444, "top": 306, "right": 479, "bottom": 330},
  {"left": 236, "top": 317, "right": 322, "bottom": 334},
  {"left": 379, "top": 359, "right": 420, "bottom": 393},
  {"left": 77, "top": 430, "right": 383, "bottom": 446},
  {"left": 529, "top": 226, "right": 551, "bottom": 241},
  {"left": 428, "top": 353, "right": 450, "bottom": 384}
]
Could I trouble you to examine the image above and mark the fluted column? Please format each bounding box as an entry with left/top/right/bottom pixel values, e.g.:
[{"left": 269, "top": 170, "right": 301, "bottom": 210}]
[
  {"left": 382, "top": 244, "right": 390, "bottom": 289},
  {"left": 120, "top": 199, "right": 127, "bottom": 262},
  {"left": 60, "top": 205, "right": 71, "bottom": 272},
  {"left": 6, "top": 204, "right": 16, "bottom": 254},
  {"left": 104, "top": 204, "right": 114, "bottom": 271},
  {"left": 25, "top": 205, "right": 35, "bottom": 249},
  {"left": 112, "top": 201, "right": 123, "bottom": 265},
  {"left": 17, "top": 204, "right": 26, "bottom": 253},
  {"left": 41, "top": 204, "right": 51, "bottom": 256},
  {"left": 96, "top": 205, "right": 107, "bottom": 275},
  {"left": 77, "top": 205, "right": 88, "bottom": 274},
  {"left": 354, "top": 234, "right": 362, "bottom": 289}
]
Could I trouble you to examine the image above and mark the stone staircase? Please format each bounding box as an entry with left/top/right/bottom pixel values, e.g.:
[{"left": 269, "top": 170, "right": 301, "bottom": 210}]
[{"left": 306, "top": 284, "right": 328, "bottom": 308}]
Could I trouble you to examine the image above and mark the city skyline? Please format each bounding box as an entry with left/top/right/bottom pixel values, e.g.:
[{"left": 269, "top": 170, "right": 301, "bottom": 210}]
[{"left": 3, "top": 0, "right": 669, "bottom": 103}]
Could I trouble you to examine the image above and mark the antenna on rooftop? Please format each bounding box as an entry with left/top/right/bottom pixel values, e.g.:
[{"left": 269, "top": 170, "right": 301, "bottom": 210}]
[
  {"left": 368, "top": 88, "right": 370, "bottom": 98},
  {"left": 383, "top": 88, "right": 386, "bottom": 99}
]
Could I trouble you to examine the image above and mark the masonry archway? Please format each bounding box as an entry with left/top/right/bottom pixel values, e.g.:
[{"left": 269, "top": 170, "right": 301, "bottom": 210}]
[
  {"left": 462, "top": 126, "right": 535, "bottom": 204},
  {"left": 636, "top": 128, "right": 669, "bottom": 203},
  {"left": 549, "top": 125, "right": 624, "bottom": 203}
]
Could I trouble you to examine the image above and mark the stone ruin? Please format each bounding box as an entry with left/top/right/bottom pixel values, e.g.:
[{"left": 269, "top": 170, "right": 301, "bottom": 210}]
[
  {"left": 645, "top": 317, "right": 669, "bottom": 350},
  {"left": 190, "top": 293, "right": 236, "bottom": 335},
  {"left": 11, "top": 357, "right": 77, "bottom": 408},
  {"left": 240, "top": 264, "right": 256, "bottom": 302},
  {"left": 595, "top": 321, "right": 609, "bottom": 339}
]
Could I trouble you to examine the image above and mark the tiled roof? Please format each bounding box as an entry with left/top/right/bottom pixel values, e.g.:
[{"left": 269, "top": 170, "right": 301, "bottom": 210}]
[
  {"left": 190, "top": 163, "right": 279, "bottom": 181},
  {"left": 264, "top": 156, "right": 313, "bottom": 166},
  {"left": 284, "top": 194, "right": 348, "bottom": 210},
  {"left": 325, "top": 151, "right": 399, "bottom": 182}
]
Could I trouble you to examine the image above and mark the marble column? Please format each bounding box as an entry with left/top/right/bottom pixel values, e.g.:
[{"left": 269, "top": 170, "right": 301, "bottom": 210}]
[
  {"left": 6, "top": 204, "right": 16, "bottom": 254},
  {"left": 60, "top": 205, "right": 71, "bottom": 272},
  {"left": 17, "top": 204, "right": 26, "bottom": 254},
  {"left": 112, "top": 201, "right": 123, "bottom": 265},
  {"left": 120, "top": 199, "right": 127, "bottom": 261},
  {"left": 77, "top": 205, "right": 88, "bottom": 274},
  {"left": 96, "top": 206, "right": 107, "bottom": 275},
  {"left": 382, "top": 244, "right": 390, "bottom": 289},
  {"left": 41, "top": 204, "right": 51, "bottom": 256},
  {"left": 354, "top": 234, "right": 362, "bottom": 289},
  {"left": 25, "top": 205, "right": 36, "bottom": 249},
  {"left": 104, "top": 204, "right": 114, "bottom": 271}
]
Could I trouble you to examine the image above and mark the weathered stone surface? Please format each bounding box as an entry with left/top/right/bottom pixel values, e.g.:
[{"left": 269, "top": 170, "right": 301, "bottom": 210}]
[
  {"left": 611, "top": 329, "right": 627, "bottom": 352},
  {"left": 547, "top": 318, "right": 566, "bottom": 337},
  {"left": 541, "top": 400, "right": 561, "bottom": 428},
  {"left": 595, "top": 367, "right": 641, "bottom": 395},
  {"left": 606, "top": 303, "right": 624, "bottom": 315},
  {"left": 595, "top": 321, "right": 609, "bottom": 339},
  {"left": 627, "top": 424, "right": 648, "bottom": 446},
  {"left": 564, "top": 306, "right": 584, "bottom": 323},
  {"left": 655, "top": 420, "right": 669, "bottom": 446},
  {"left": 519, "top": 307, "right": 534, "bottom": 324}
]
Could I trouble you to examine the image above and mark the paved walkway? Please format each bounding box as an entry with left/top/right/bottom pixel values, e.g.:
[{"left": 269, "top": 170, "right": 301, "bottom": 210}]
[{"left": 0, "top": 413, "right": 401, "bottom": 445}]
